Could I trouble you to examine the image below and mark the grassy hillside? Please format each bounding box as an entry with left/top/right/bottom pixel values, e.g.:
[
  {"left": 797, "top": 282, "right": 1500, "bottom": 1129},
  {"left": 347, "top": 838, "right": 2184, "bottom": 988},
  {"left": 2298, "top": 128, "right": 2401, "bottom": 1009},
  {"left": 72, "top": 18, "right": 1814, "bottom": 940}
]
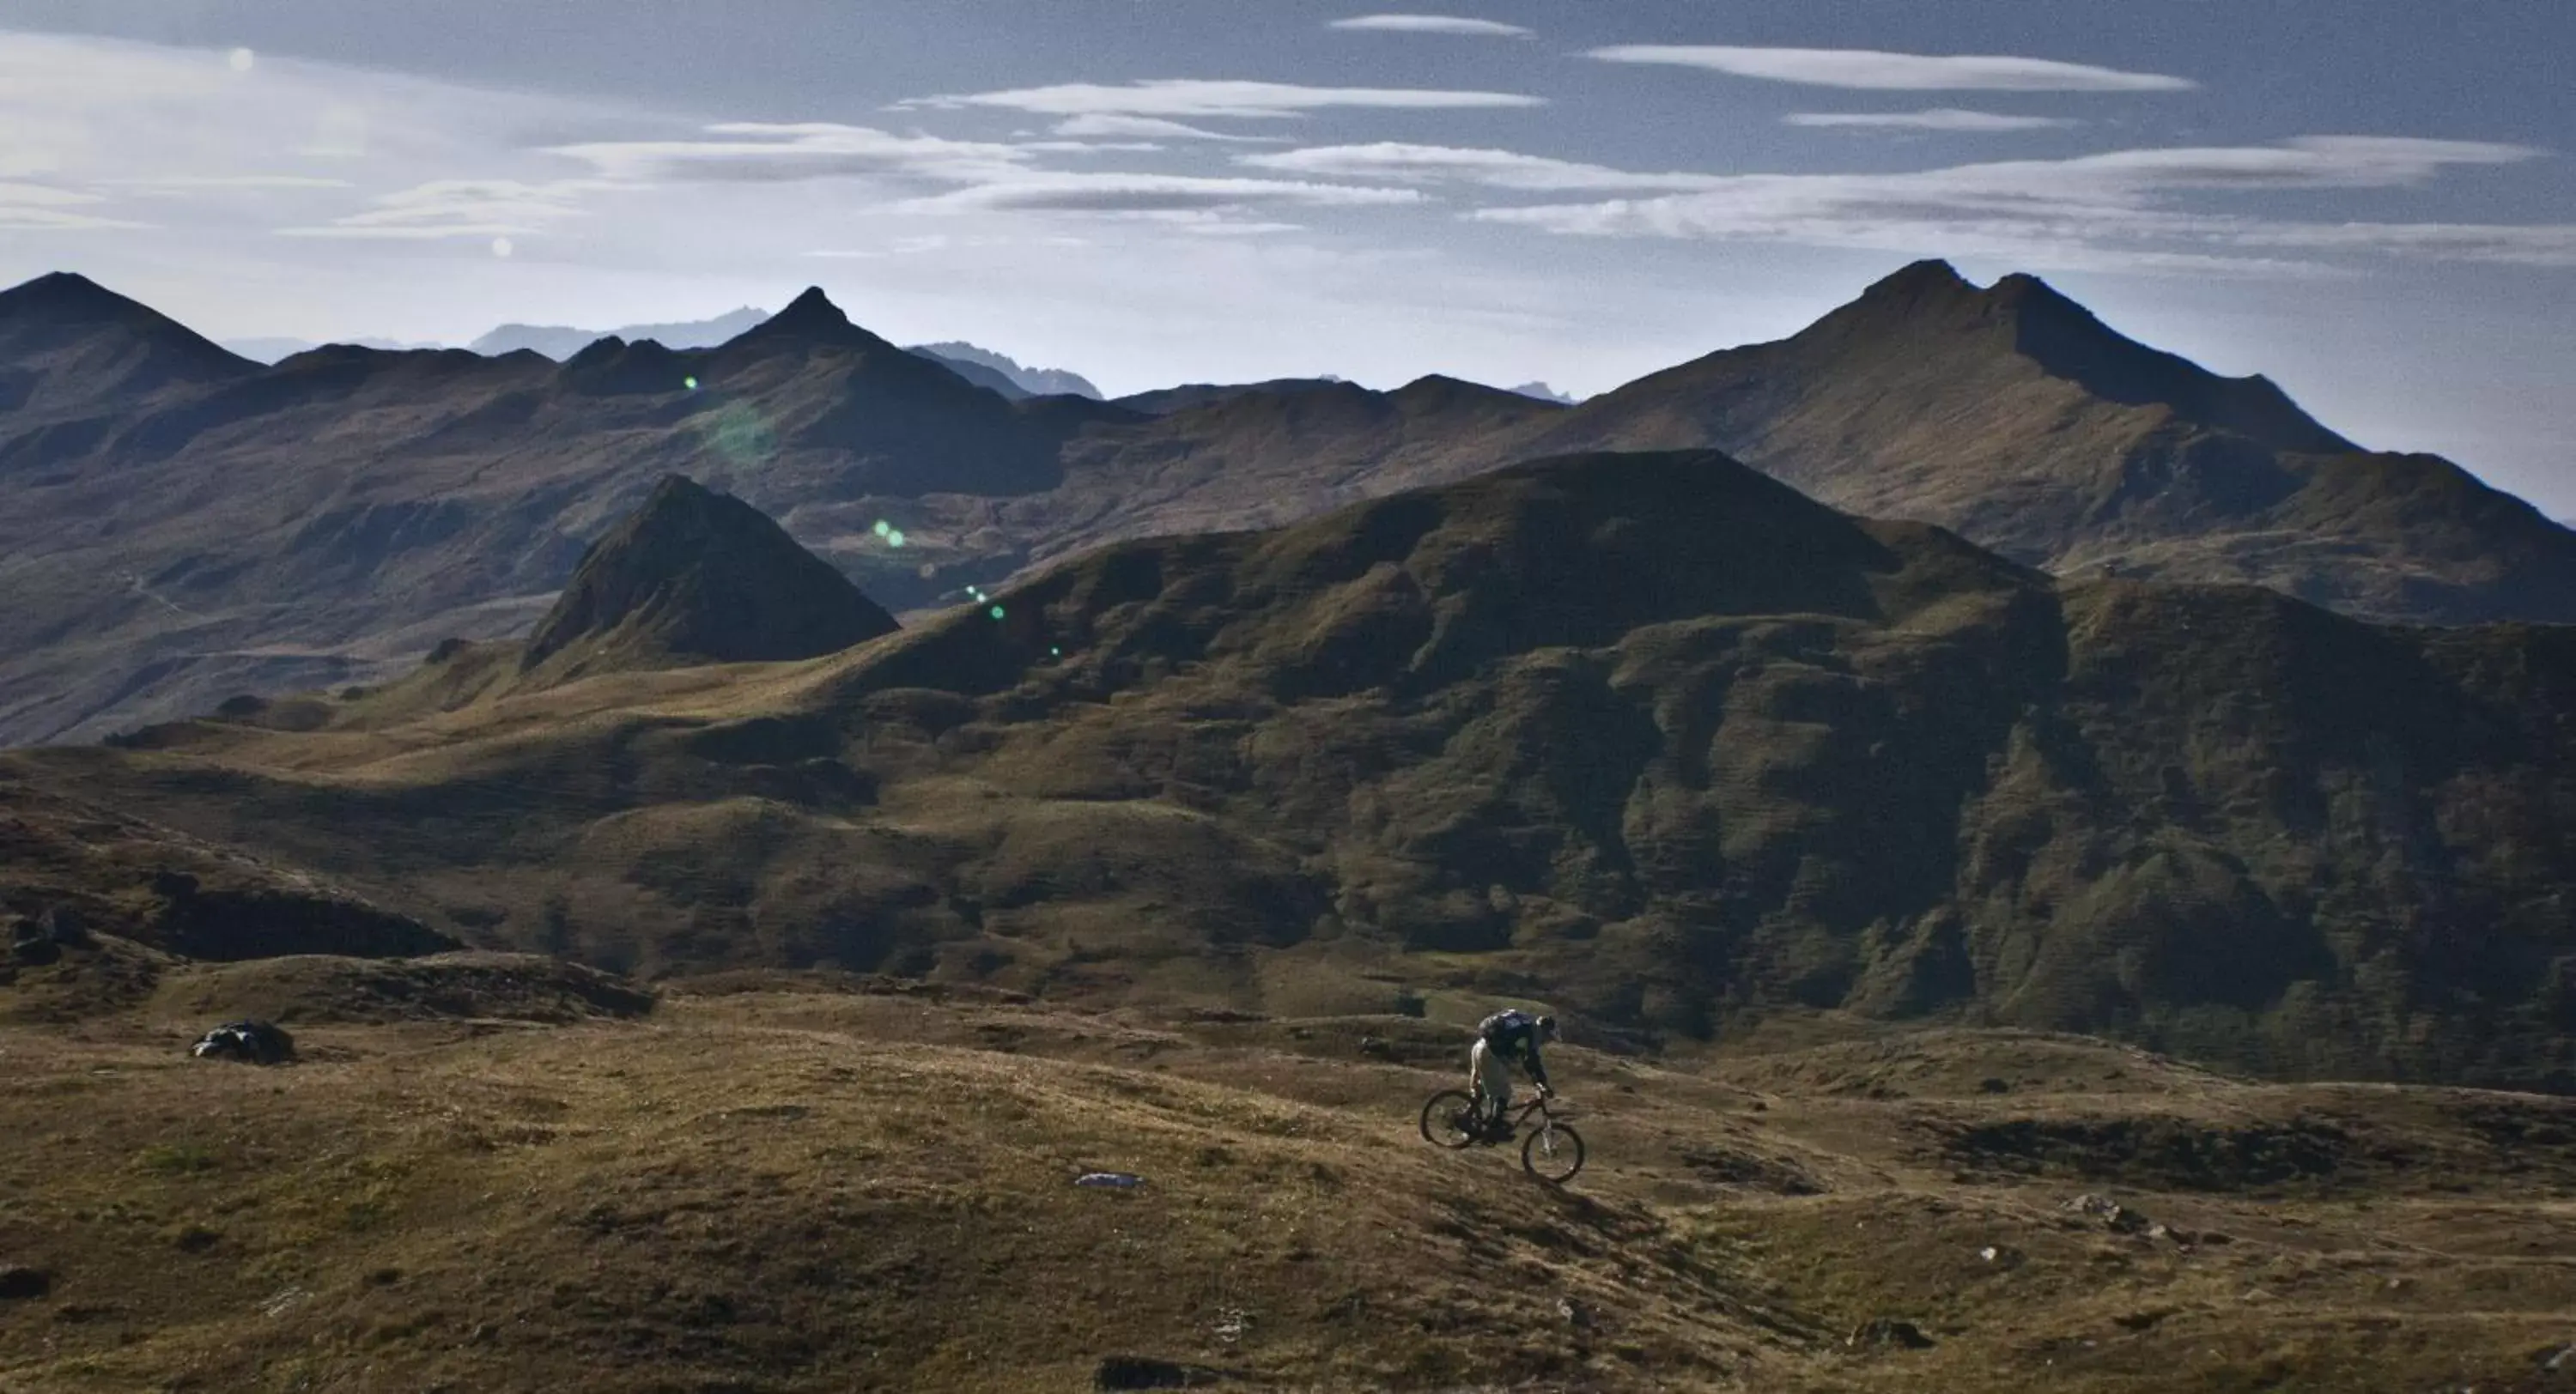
[
  {"left": 2, "top": 972, "right": 2572, "bottom": 1391},
  {"left": 9, "top": 450, "right": 2573, "bottom": 1091}
]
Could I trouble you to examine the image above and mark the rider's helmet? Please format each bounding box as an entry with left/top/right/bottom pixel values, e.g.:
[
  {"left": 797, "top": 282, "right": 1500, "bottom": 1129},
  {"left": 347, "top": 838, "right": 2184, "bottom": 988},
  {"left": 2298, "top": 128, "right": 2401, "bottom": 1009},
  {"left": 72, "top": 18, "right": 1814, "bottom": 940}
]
[{"left": 1536, "top": 1015, "right": 1558, "bottom": 1039}]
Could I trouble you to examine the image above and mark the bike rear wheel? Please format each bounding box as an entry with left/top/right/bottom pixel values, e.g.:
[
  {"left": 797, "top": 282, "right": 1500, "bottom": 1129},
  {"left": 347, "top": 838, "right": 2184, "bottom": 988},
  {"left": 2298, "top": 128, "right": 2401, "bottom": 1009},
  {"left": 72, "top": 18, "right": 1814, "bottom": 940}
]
[
  {"left": 1522, "top": 1119, "right": 1585, "bottom": 1183},
  {"left": 1419, "top": 1089, "right": 1481, "bottom": 1149}
]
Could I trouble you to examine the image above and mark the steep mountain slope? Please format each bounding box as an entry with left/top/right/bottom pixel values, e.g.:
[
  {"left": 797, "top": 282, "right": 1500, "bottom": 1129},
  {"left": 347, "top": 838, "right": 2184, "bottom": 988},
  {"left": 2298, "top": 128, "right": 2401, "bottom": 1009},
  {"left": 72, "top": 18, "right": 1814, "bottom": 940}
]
[
  {"left": 4, "top": 264, "right": 2572, "bottom": 749},
  {"left": 519, "top": 475, "right": 900, "bottom": 679},
  {"left": 0, "top": 284, "right": 1127, "bottom": 744},
  {"left": 908, "top": 348, "right": 1031, "bottom": 397},
  {"left": 1535, "top": 260, "right": 2576, "bottom": 625},
  {"left": 0, "top": 272, "right": 256, "bottom": 416},
  {"left": 14, "top": 451, "right": 2573, "bottom": 1090},
  {"left": 0, "top": 773, "right": 449, "bottom": 973}
]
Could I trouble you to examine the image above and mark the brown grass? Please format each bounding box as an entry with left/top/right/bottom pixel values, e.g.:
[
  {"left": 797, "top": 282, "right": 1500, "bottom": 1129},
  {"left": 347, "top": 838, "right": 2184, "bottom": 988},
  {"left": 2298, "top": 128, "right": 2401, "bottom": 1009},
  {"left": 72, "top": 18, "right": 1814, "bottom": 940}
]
[{"left": 3, "top": 983, "right": 2572, "bottom": 1392}]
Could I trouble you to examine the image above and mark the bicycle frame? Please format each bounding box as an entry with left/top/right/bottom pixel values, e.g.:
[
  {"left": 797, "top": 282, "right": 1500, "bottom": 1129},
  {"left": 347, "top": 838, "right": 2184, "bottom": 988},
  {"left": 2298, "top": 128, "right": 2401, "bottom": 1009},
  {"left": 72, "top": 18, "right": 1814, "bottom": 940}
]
[{"left": 1472, "top": 1090, "right": 1571, "bottom": 1126}]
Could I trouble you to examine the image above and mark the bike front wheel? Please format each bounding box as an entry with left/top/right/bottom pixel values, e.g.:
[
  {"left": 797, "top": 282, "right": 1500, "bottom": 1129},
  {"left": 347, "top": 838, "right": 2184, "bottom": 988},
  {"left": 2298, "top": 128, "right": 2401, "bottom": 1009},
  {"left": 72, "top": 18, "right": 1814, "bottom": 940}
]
[
  {"left": 1522, "top": 1120, "right": 1585, "bottom": 1183},
  {"left": 1420, "top": 1089, "right": 1481, "bottom": 1150}
]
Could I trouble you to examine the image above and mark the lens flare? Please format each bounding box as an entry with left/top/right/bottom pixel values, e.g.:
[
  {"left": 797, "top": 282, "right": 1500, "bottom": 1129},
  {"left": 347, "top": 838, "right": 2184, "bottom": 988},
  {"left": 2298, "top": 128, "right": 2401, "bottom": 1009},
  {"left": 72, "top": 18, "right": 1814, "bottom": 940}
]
[
  {"left": 683, "top": 376, "right": 698, "bottom": 391},
  {"left": 886, "top": 530, "right": 906, "bottom": 548},
  {"left": 228, "top": 47, "right": 255, "bottom": 73},
  {"left": 988, "top": 605, "right": 1005, "bottom": 621},
  {"left": 490, "top": 237, "right": 513, "bottom": 258},
  {"left": 694, "top": 400, "right": 775, "bottom": 468},
  {"left": 872, "top": 520, "right": 890, "bottom": 537}
]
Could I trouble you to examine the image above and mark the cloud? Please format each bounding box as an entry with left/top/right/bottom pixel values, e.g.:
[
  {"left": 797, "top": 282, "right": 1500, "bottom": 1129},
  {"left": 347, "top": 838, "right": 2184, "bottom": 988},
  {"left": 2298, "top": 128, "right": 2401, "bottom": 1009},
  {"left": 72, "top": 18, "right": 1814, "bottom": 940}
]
[
  {"left": 895, "top": 173, "right": 1425, "bottom": 215},
  {"left": 1588, "top": 45, "right": 2195, "bottom": 93},
  {"left": 107, "top": 173, "right": 359, "bottom": 192},
  {"left": 277, "top": 178, "right": 613, "bottom": 239},
  {"left": 1242, "top": 142, "right": 1725, "bottom": 192},
  {"left": 2221, "top": 221, "right": 2576, "bottom": 268},
  {"left": 1784, "top": 108, "right": 2081, "bottom": 132},
  {"left": 2032, "top": 136, "right": 2538, "bottom": 190},
  {"left": 903, "top": 78, "right": 1544, "bottom": 120},
  {"left": 1465, "top": 136, "right": 2560, "bottom": 273},
  {"left": 1013, "top": 141, "right": 1168, "bottom": 154},
  {"left": 0, "top": 31, "right": 647, "bottom": 251},
  {"left": 0, "top": 180, "right": 148, "bottom": 230},
  {"left": 550, "top": 123, "right": 1034, "bottom": 185},
  {"left": 1049, "top": 114, "right": 1287, "bottom": 143},
  {"left": 1175, "top": 219, "right": 1306, "bottom": 235},
  {"left": 1327, "top": 14, "right": 1535, "bottom": 38},
  {"left": 1, "top": 181, "right": 117, "bottom": 208}
]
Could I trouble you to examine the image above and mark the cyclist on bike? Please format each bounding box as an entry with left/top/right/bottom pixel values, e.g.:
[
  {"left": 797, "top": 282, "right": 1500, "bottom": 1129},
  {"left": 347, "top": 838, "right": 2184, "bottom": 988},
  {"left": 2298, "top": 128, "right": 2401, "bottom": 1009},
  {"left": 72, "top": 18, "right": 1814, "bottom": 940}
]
[{"left": 1470, "top": 1008, "right": 1557, "bottom": 1140}]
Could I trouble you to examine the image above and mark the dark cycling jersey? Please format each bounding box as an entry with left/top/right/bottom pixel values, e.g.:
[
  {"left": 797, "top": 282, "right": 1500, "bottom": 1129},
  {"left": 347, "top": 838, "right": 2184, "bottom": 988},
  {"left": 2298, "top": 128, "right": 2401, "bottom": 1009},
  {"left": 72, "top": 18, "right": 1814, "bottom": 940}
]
[{"left": 1476, "top": 1010, "right": 1551, "bottom": 1088}]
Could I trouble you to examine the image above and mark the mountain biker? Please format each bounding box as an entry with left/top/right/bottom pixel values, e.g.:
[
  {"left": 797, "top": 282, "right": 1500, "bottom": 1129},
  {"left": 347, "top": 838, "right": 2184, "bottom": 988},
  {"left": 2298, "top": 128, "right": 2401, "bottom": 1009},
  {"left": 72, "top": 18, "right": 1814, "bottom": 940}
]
[{"left": 1470, "top": 1009, "right": 1557, "bottom": 1139}]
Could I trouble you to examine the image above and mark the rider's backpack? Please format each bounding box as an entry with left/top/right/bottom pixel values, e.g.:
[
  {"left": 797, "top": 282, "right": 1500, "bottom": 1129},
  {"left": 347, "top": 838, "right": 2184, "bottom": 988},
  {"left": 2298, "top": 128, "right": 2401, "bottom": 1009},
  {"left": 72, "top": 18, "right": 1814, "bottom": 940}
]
[{"left": 1477, "top": 1009, "right": 1530, "bottom": 1044}]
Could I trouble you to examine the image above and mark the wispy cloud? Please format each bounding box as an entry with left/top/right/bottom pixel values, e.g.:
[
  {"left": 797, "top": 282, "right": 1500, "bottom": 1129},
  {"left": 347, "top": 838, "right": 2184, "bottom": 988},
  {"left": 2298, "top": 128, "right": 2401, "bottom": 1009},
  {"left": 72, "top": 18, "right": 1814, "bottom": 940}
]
[
  {"left": 1465, "top": 136, "right": 2560, "bottom": 273},
  {"left": 1327, "top": 14, "right": 1535, "bottom": 38},
  {"left": 895, "top": 173, "right": 1425, "bottom": 215},
  {"left": 1242, "top": 143, "right": 1723, "bottom": 192},
  {"left": 1784, "top": 109, "right": 2081, "bottom": 132},
  {"left": 902, "top": 78, "right": 1543, "bottom": 120},
  {"left": 2221, "top": 221, "right": 2576, "bottom": 268},
  {"left": 277, "top": 178, "right": 614, "bottom": 239},
  {"left": 0, "top": 180, "right": 148, "bottom": 230},
  {"left": 107, "top": 173, "right": 360, "bottom": 191},
  {"left": 550, "top": 123, "right": 1033, "bottom": 185},
  {"left": 1048, "top": 114, "right": 1287, "bottom": 143},
  {"left": 1588, "top": 45, "right": 2195, "bottom": 93},
  {"left": 1014, "top": 141, "right": 1168, "bottom": 155}
]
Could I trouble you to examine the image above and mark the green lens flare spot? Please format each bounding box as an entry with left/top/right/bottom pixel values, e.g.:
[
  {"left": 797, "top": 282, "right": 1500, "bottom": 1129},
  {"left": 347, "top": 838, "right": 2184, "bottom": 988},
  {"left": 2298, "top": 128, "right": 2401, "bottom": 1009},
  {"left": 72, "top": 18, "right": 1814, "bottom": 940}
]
[
  {"left": 988, "top": 605, "right": 1005, "bottom": 621},
  {"left": 872, "top": 520, "right": 891, "bottom": 537},
  {"left": 886, "top": 530, "right": 906, "bottom": 548},
  {"left": 1050, "top": 645, "right": 1062, "bottom": 658},
  {"left": 682, "top": 376, "right": 698, "bottom": 391}
]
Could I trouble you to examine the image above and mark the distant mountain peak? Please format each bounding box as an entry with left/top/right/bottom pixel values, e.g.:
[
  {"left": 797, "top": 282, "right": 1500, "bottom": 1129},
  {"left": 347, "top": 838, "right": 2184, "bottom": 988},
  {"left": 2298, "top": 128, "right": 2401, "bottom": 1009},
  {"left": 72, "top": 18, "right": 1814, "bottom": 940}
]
[
  {"left": 0, "top": 270, "right": 256, "bottom": 407},
  {"left": 0, "top": 270, "right": 118, "bottom": 318},
  {"left": 713, "top": 287, "right": 914, "bottom": 364},
  {"left": 908, "top": 341, "right": 1101, "bottom": 398},
  {"left": 1807, "top": 259, "right": 2354, "bottom": 455},
  {"left": 1852, "top": 258, "right": 1975, "bottom": 308},
  {"left": 755, "top": 287, "right": 857, "bottom": 337},
  {"left": 0, "top": 270, "right": 234, "bottom": 348},
  {"left": 521, "top": 475, "right": 899, "bottom": 676}
]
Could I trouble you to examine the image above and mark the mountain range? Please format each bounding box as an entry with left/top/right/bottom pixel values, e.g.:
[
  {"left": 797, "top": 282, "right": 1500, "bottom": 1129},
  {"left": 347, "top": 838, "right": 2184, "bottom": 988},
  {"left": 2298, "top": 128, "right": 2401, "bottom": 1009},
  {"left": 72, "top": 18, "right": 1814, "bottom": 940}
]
[
  {"left": 467, "top": 306, "right": 775, "bottom": 360},
  {"left": 8, "top": 452, "right": 2569, "bottom": 1092},
  {"left": 908, "top": 341, "right": 1103, "bottom": 399},
  {"left": 0, "top": 261, "right": 2571, "bottom": 755},
  {"left": 233, "top": 308, "right": 1105, "bottom": 401},
  {"left": 468, "top": 310, "right": 1103, "bottom": 401}
]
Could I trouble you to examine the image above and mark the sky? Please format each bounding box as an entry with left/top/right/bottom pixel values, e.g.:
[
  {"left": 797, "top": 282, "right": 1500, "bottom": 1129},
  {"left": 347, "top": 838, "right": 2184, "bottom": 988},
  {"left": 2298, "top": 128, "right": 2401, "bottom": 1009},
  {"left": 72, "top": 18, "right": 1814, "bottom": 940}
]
[{"left": 2, "top": 0, "right": 2570, "bottom": 515}]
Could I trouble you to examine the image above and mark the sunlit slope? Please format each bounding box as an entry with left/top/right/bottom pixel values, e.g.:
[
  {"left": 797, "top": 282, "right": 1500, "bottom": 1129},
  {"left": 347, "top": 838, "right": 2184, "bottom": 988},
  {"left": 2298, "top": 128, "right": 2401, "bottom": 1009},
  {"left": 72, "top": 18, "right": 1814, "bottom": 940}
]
[
  {"left": 10, "top": 449, "right": 2574, "bottom": 1089},
  {"left": 2, "top": 984, "right": 2573, "bottom": 1392}
]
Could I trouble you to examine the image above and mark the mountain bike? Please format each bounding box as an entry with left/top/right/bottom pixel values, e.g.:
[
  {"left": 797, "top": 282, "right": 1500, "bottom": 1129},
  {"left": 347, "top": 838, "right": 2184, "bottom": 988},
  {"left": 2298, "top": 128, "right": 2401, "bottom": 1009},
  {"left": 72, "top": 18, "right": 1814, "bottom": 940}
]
[{"left": 1419, "top": 1088, "right": 1585, "bottom": 1184}]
